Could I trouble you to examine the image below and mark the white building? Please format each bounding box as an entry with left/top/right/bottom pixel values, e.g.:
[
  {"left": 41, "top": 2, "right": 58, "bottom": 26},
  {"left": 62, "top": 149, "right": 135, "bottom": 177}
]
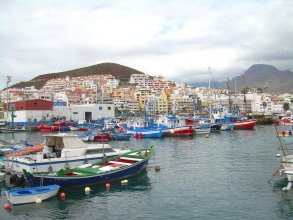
[{"left": 53, "top": 103, "right": 115, "bottom": 122}]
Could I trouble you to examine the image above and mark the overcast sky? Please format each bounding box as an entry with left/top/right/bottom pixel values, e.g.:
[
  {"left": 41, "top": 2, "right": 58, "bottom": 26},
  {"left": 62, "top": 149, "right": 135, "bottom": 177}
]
[{"left": 1, "top": 0, "right": 292, "bottom": 90}]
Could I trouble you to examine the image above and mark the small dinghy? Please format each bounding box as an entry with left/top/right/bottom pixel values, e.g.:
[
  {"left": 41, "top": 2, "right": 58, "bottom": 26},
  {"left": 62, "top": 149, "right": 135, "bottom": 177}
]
[{"left": 6, "top": 184, "right": 60, "bottom": 204}]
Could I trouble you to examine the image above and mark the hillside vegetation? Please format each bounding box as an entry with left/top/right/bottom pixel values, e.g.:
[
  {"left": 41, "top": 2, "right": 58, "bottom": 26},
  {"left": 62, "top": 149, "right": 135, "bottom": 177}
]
[{"left": 11, "top": 62, "right": 145, "bottom": 90}]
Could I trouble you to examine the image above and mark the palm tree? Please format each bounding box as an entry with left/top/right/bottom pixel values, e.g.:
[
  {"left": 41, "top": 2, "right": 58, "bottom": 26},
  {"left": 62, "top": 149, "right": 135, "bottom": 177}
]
[
  {"left": 283, "top": 102, "right": 290, "bottom": 115},
  {"left": 262, "top": 101, "right": 267, "bottom": 113}
]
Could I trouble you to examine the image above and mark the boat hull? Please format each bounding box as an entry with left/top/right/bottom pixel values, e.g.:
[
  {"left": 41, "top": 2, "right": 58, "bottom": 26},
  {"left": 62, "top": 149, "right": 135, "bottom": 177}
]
[
  {"left": 0, "top": 127, "right": 28, "bottom": 133},
  {"left": 25, "top": 160, "right": 149, "bottom": 188},
  {"left": 6, "top": 185, "right": 60, "bottom": 204},
  {"left": 127, "top": 130, "right": 164, "bottom": 138},
  {"left": 163, "top": 126, "right": 194, "bottom": 136},
  {"left": 231, "top": 120, "right": 256, "bottom": 130}
]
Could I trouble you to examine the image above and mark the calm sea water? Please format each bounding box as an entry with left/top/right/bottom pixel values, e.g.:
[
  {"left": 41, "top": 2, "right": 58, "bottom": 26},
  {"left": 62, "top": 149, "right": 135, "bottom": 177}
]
[{"left": 1, "top": 125, "right": 293, "bottom": 220}]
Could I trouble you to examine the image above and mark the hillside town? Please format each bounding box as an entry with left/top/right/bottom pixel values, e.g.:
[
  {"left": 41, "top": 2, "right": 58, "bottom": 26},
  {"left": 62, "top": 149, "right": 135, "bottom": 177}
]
[{"left": 0, "top": 73, "right": 292, "bottom": 126}]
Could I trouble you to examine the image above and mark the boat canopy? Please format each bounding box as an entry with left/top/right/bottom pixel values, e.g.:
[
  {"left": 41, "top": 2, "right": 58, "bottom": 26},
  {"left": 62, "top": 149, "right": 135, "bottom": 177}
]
[{"left": 45, "top": 135, "right": 87, "bottom": 150}]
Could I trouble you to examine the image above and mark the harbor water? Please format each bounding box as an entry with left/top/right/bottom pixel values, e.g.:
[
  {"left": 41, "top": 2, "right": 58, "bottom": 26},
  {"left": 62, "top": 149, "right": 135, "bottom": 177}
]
[{"left": 1, "top": 125, "right": 293, "bottom": 219}]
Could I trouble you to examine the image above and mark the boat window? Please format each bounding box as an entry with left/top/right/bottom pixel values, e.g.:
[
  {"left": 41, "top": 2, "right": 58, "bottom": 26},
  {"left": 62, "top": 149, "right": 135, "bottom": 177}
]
[{"left": 85, "top": 148, "right": 115, "bottom": 154}]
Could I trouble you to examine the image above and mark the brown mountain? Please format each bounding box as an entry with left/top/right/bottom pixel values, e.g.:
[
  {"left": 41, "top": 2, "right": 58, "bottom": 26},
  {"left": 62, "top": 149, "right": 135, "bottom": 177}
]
[
  {"left": 224, "top": 64, "right": 293, "bottom": 94},
  {"left": 9, "top": 63, "right": 293, "bottom": 94},
  {"left": 10, "top": 62, "right": 145, "bottom": 90}
]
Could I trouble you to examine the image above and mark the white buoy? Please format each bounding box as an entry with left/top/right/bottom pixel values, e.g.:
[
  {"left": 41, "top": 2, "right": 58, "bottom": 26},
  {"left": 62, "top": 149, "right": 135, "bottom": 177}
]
[
  {"left": 36, "top": 198, "right": 42, "bottom": 204},
  {"left": 286, "top": 181, "right": 293, "bottom": 191},
  {"left": 124, "top": 179, "right": 128, "bottom": 183},
  {"left": 276, "top": 154, "right": 281, "bottom": 157},
  {"left": 85, "top": 187, "right": 91, "bottom": 193}
]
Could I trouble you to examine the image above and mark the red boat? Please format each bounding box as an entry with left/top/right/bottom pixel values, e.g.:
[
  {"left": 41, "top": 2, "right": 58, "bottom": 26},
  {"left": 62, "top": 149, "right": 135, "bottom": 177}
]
[
  {"left": 163, "top": 126, "right": 195, "bottom": 136},
  {"left": 5, "top": 144, "right": 46, "bottom": 157},
  {"left": 185, "top": 118, "right": 198, "bottom": 125},
  {"left": 79, "top": 127, "right": 88, "bottom": 131},
  {"left": 230, "top": 120, "right": 256, "bottom": 130},
  {"left": 93, "top": 132, "right": 110, "bottom": 141},
  {"left": 279, "top": 117, "right": 293, "bottom": 125},
  {"left": 37, "top": 124, "right": 60, "bottom": 132}
]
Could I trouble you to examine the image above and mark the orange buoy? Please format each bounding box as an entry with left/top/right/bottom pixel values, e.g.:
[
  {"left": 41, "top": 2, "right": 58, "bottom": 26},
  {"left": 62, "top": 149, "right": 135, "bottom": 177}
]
[
  {"left": 106, "top": 183, "right": 110, "bottom": 188},
  {"left": 4, "top": 204, "right": 10, "bottom": 210},
  {"left": 205, "top": 134, "right": 209, "bottom": 138},
  {"left": 60, "top": 193, "right": 66, "bottom": 199},
  {"left": 138, "top": 132, "right": 143, "bottom": 138}
]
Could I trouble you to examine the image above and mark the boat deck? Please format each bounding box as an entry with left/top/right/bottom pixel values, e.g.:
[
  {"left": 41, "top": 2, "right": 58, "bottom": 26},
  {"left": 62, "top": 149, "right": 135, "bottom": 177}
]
[{"left": 58, "top": 153, "right": 147, "bottom": 176}]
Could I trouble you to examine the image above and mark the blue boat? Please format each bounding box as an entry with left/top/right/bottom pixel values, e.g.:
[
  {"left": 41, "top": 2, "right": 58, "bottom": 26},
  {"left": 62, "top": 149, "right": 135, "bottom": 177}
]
[
  {"left": 6, "top": 185, "right": 60, "bottom": 204},
  {"left": 126, "top": 128, "right": 164, "bottom": 138},
  {"left": 104, "top": 130, "right": 132, "bottom": 140},
  {"left": 23, "top": 146, "right": 155, "bottom": 188}
]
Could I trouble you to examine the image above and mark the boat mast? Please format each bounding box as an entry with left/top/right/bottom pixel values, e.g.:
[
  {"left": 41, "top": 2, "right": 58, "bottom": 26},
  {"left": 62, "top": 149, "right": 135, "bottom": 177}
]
[
  {"left": 208, "top": 67, "right": 211, "bottom": 121},
  {"left": 242, "top": 70, "right": 247, "bottom": 116},
  {"left": 227, "top": 78, "right": 232, "bottom": 113}
]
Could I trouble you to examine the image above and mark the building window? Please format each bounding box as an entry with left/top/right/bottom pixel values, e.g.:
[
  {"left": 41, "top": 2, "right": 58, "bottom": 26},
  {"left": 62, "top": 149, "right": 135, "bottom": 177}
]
[
  {"left": 34, "top": 103, "right": 38, "bottom": 106},
  {"left": 108, "top": 107, "right": 111, "bottom": 110},
  {"left": 99, "top": 107, "right": 103, "bottom": 110}
]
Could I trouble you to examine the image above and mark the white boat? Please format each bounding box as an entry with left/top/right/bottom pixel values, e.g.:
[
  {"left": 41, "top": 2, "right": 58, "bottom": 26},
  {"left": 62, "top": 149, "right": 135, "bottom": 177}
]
[
  {"left": 1, "top": 133, "right": 131, "bottom": 173},
  {"left": 78, "top": 134, "right": 89, "bottom": 142},
  {"left": 0, "top": 127, "right": 28, "bottom": 133},
  {"left": 68, "top": 126, "right": 79, "bottom": 131},
  {"left": 194, "top": 124, "right": 211, "bottom": 134},
  {"left": 6, "top": 184, "right": 60, "bottom": 204}
]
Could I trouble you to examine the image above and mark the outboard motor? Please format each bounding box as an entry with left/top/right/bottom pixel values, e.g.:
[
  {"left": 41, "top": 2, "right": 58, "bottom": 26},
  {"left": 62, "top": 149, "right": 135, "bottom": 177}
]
[
  {"left": 16, "top": 174, "right": 25, "bottom": 185},
  {"left": 10, "top": 174, "right": 18, "bottom": 184}
]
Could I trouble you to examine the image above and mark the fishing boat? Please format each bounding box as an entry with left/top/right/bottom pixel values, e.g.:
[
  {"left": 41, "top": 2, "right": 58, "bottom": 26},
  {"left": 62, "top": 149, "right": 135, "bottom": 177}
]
[
  {"left": 1, "top": 133, "right": 130, "bottom": 173},
  {"left": 105, "top": 130, "right": 132, "bottom": 140},
  {"left": 127, "top": 129, "right": 164, "bottom": 138},
  {"left": 194, "top": 126, "right": 211, "bottom": 134},
  {"left": 23, "top": 146, "right": 155, "bottom": 188},
  {"left": 230, "top": 120, "right": 256, "bottom": 130},
  {"left": 94, "top": 132, "right": 111, "bottom": 141},
  {"left": 210, "top": 124, "right": 222, "bottom": 131},
  {"left": 38, "top": 124, "right": 60, "bottom": 132},
  {"left": 270, "top": 125, "right": 293, "bottom": 190},
  {"left": 68, "top": 126, "right": 79, "bottom": 131},
  {"left": 279, "top": 116, "right": 293, "bottom": 125},
  {"left": 0, "top": 127, "right": 28, "bottom": 133},
  {"left": 162, "top": 126, "right": 194, "bottom": 136},
  {"left": 6, "top": 184, "right": 60, "bottom": 204}
]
